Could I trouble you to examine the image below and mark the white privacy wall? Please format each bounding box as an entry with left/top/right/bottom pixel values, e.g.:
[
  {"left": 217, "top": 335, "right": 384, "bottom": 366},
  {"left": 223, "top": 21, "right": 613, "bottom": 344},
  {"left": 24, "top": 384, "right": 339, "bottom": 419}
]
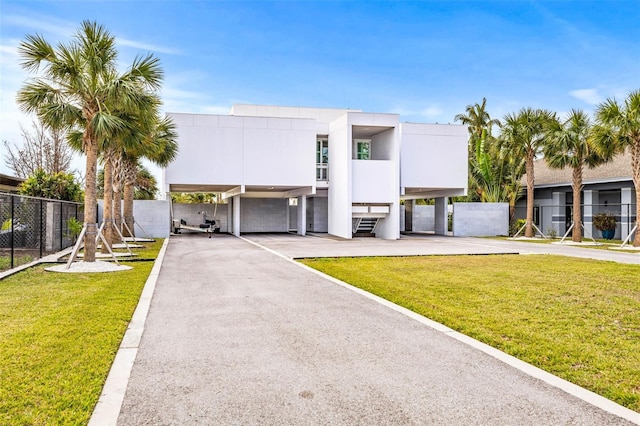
[
  {"left": 453, "top": 202, "right": 509, "bottom": 237},
  {"left": 97, "top": 200, "right": 171, "bottom": 237},
  {"left": 164, "top": 113, "right": 317, "bottom": 190}
]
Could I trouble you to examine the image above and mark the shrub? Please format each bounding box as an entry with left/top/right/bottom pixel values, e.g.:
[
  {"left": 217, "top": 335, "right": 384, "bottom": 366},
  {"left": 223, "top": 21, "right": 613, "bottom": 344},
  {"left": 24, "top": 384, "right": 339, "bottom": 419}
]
[{"left": 592, "top": 212, "right": 616, "bottom": 231}]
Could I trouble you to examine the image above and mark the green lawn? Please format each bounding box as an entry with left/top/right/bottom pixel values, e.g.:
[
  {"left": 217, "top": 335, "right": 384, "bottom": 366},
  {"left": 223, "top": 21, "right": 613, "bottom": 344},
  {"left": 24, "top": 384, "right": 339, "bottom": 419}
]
[
  {"left": 0, "top": 254, "right": 34, "bottom": 272},
  {"left": 0, "top": 239, "right": 163, "bottom": 425},
  {"left": 301, "top": 254, "right": 640, "bottom": 412}
]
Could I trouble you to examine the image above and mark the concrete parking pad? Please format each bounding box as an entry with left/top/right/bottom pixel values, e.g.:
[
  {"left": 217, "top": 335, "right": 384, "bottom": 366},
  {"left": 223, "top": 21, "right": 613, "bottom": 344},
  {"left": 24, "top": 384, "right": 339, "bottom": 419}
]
[
  {"left": 243, "top": 232, "right": 640, "bottom": 265},
  {"left": 115, "top": 234, "right": 638, "bottom": 425}
]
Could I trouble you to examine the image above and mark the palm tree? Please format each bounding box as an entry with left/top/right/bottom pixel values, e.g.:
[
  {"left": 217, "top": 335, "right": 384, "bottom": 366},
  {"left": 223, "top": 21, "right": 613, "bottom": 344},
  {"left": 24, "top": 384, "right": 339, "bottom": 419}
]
[
  {"left": 16, "top": 21, "right": 163, "bottom": 262},
  {"left": 122, "top": 115, "right": 178, "bottom": 237},
  {"left": 543, "top": 110, "right": 608, "bottom": 242},
  {"left": 101, "top": 96, "right": 161, "bottom": 251},
  {"left": 500, "top": 108, "right": 555, "bottom": 237},
  {"left": 455, "top": 98, "right": 502, "bottom": 203},
  {"left": 134, "top": 165, "right": 160, "bottom": 200},
  {"left": 593, "top": 89, "right": 640, "bottom": 246},
  {"left": 97, "top": 163, "right": 159, "bottom": 200},
  {"left": 455, "top": 97, "right": 501, "bottom": 140}
]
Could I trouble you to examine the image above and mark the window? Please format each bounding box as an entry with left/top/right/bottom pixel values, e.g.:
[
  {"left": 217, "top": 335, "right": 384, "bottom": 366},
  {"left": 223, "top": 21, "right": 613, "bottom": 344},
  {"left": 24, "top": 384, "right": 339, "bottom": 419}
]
[
  {"left": 316, "top": 137, "right": 328, "bottom": 181},
  {"left": 354, "top": 139, "right": 370, "bottom": 160}
]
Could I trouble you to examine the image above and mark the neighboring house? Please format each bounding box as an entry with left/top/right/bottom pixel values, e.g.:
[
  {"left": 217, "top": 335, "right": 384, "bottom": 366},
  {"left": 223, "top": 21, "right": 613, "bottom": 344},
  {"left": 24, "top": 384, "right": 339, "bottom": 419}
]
[
  {"left": 163, "top": 104, "right": 468, "bottom": 239},
  {"left": 516, "top": 152, "right": 637, "bottom": 240},
  {"left": 0, "top": 173, "right": 24, "bottom": 193}
]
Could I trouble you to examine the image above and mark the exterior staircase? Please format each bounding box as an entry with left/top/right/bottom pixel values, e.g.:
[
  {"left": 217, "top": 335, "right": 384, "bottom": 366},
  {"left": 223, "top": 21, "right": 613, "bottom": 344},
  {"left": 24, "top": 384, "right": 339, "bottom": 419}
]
[{"left": 352, "top": 217, "right": 379, "bottom": 237}]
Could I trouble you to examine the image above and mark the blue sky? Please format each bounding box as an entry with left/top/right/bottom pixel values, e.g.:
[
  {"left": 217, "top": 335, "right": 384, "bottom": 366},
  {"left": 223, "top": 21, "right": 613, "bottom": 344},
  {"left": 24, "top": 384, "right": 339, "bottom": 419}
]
[{"left": 1, "top": 0, "right": 639, "bottom": 176}]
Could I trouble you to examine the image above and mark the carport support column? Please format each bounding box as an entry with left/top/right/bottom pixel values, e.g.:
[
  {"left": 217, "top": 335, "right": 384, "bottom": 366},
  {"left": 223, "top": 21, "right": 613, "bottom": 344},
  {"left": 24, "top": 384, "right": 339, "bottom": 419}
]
[
  {"left": 232, "top": 195, "right": 241, "bottom": 237},
  {"left": 434, "top": 197, "right": 448, "bottom": 236},
  {"left": 297, "top": 195, "right": 306, "bottom": 236},
  {"left": 405, "top": 199, "right": 414, "bottom": 232}
]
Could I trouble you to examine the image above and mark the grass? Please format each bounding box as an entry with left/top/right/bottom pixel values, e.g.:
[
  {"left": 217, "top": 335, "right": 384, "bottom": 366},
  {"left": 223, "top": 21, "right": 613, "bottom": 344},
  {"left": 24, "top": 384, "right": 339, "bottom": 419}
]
[
  {"left": 301, "top": 254, "right": 640, "bottom": 412},
  {"left": 0, "top": 239, "right": 163, "bottom": 425},
  {"left": 495, "top": 236, "right": 630, "bottom": 250},
  {"left": 0, "top": 254, "right": 34, "bottom": 272}
]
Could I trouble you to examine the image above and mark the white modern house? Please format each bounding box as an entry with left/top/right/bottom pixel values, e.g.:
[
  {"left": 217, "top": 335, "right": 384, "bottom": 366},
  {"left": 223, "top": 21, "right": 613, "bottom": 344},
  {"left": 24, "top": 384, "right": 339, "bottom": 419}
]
[{"left": 163, "top": 104, "right": 468, "bottom": 239}]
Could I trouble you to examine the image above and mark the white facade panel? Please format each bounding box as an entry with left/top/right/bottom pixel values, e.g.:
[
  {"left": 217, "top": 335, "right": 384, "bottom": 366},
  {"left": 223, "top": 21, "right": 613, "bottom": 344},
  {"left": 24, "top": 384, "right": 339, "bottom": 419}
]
[
  {"left": 370, "top": 206, "right": 390, "bottom": 214},
  {"left": 243, "top": 128, "right": 315, "bottom": 186},
  {"left": 268, "top": 117, "right": 293, "bottom": 130},
  {"left": 218, "top": 115, "right": 245, "bottom": 128},
  {"left": 328, "top": 114, "right": 352, "bottom": 239},
  {"left": 400, "top": 123, "right": 468, "bottom": 189},
  {"left": 164, "top": 124, "right": 244, "bottom": 186},
  {"left": 193, "top": 114, "right": 219, "bottom": 127},
  {"left": 352, "top": 160, "right": 395, "bottom": 203},
  {"left": 170, "top": 113, "right": 194, "bottom": 127},
  {"left": 242, "top": 116, "right": 269, "bottom": 128}
]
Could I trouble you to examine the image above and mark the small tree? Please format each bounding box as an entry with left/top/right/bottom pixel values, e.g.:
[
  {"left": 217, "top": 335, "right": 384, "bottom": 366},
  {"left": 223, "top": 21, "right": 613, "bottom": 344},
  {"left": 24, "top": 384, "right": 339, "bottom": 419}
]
[
  {"left": 3, "top": 121, "right": 75, "bottom": 178},
  {"left": 18, "top": 169, "right": 83, "bottom": 202}
]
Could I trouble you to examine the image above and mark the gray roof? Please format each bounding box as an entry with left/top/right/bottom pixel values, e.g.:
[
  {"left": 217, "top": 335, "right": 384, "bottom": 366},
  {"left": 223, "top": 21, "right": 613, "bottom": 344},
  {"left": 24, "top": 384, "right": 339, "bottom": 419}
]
[
  {"left": 0, "top": 173, "right": 24, "bottom": 192},
  {"left": 528, "top": 151, "right": 633, "bottom": 188}
]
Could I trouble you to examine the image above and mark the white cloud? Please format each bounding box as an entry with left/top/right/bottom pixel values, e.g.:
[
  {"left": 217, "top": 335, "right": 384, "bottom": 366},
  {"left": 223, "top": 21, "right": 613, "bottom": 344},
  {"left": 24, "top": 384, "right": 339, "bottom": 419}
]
[
  {"left": 2, "top": 14, "right": 76, "bottom": 38},
  {"left": 116, "top": 37, "right": 181, "bottom": 55},
  {"left": 569, "top": 88, "right": 603, "bottom": 105},
  {"left": 422, "top": 106, "right": 443, "bottom": 117}
]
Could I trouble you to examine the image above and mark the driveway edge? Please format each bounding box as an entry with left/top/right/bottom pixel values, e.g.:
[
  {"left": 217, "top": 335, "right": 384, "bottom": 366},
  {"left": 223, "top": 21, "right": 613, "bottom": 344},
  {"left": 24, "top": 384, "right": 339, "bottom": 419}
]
[{"left": 88, "top": 237, "right": 170, "bottom": 426}]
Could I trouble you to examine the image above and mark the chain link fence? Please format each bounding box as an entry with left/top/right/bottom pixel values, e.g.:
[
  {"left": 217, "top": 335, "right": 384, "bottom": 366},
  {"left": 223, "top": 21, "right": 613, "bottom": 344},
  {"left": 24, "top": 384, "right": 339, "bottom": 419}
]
[{"left": 0, "top": 193, "right": 83, "bottom": 272}]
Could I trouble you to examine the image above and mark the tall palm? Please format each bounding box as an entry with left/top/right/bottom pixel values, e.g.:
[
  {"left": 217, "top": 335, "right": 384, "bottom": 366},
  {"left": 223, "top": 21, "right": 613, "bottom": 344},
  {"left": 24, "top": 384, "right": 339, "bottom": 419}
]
[
  {"left": 500, "top": 108, "right": 555, "bottom": 237},
  {"left": 593, "top": 89, "right": 640, "bottom": 246},
  {"left": 455, "top": 98, "right": 502, "bottom": 203},
  {"left": 543, "top": 110, "right": 608, "bottom": 242},
  {"left": 16, "top": 21, "right": 162, "bottom": 262},
  {"left": 455, "top": 97, "right": 501, "bottom": 140},
  {"left": 122, "top": 115, "right": 178, "bottom": 237},
  {"left": 101, "top": 97, "right": 160, "bottom": 250}
]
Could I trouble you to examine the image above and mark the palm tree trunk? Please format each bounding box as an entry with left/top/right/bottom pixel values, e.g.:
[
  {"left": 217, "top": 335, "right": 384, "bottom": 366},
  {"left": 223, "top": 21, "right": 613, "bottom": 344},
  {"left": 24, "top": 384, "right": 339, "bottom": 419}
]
[
  {"left": 525, "top": 150, "right": 535, "bottom": 238},
  {"left": 83, "top": 139, "right": 98, "bottom": 262},
  {"left": 113, "top": 152, "right": 123, "bottom": 237},
  {"left": 101, "top": 148, "right": 115, "bottom": 254},
  {"left": 123, "top": 158, "right": 136, "bottom": 237},
  {"left": 631, "top": 141, "right": 640, "bottom": 247},
  {"left": 571, "top": 166, "right": 583, "bottom": 242}
]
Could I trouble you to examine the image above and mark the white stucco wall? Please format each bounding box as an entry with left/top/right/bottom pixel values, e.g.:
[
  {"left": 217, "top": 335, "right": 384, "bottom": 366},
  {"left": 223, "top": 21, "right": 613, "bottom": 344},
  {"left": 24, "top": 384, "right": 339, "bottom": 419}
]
[
  {"left": 328, "top": 114, "right": 351, "bottom": 239},
  {"left": 400, "top": 123, "right": 468, "bottom": 191},
  {"left": 98, "top": 199, "right": 171, "bottom": 238},
  {"left": 165, "top": 113, "right": 316, "bottom": 190},
  {"left": 351, "top": 160, "right": 395, "bottom": 203}
]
